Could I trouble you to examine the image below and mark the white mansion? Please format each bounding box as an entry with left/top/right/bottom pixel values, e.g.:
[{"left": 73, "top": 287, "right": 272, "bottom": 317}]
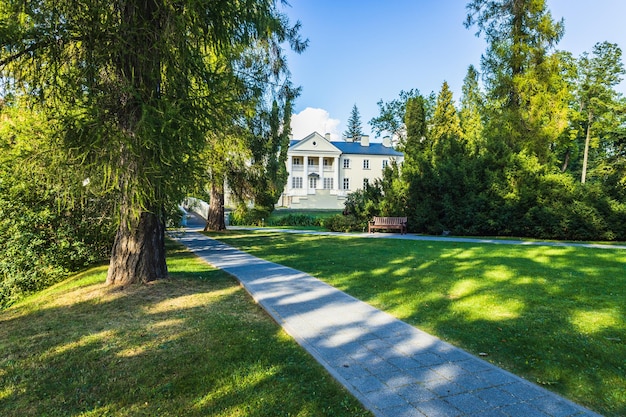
[{"left": 276, "top": 132, "right": 404, "bottom": 209}]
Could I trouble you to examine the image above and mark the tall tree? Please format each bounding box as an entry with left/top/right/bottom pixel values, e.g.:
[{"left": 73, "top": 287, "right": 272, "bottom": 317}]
[
  {"left": 430, "top": 81, "right": 463, "bottom": 162},
  {"left": 369, "top": 89, "right": 420, "bottom": 147},
  {"left": 459, "top": 65, "right": 485, "bottom": 154},
  {"left": 344, "top": 104, "right": 364, "bottom": 140},
  {"left": 576, "top": 42, "right": 625, "bottom": 183},
  {"left": 0, "top": 0, "right": 305, "bottom": 285},
  {"left": 465, "top": 0, "right": 569, "bottom": 163}
]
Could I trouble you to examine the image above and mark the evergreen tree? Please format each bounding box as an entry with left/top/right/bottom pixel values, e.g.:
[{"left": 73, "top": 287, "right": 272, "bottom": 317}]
[
  {"left": 460, "top": 65, "right": 485, "bottom": 154},
  {"left": 0, "top": 0, "right": 305, "bottom": 285},
  {"left": 575, "top": 42, "right": 625, "bottom": 183},
  {"left": 465, "top": 0, "right": 569, "bottom": 164},
  {"left": 430, "top": 81, "right": 463, "bottom": 163},
  {"left": 344, "top": 104, "right": 364, "bottom": 140}
]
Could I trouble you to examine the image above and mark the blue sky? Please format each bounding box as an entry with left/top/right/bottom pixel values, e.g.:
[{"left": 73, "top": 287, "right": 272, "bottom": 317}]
[{"left": 282, "top": 1, "right": 626, "bottom": 140}]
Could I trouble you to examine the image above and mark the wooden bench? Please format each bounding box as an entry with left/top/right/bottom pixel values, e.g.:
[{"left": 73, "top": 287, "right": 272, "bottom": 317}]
[{"left": 368, "top": 216, "right": 407, "bottom": 234}]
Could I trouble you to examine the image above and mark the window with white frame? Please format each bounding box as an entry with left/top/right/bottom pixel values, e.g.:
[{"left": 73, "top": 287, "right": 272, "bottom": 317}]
[
  {"left": 292, "top": 177, "right": 303, "bottom": 189},
  {"left": 382, "top": 159, "right": 389, "bottom": 169},
  {"left": 309, "top": 177, "right": 317, "bottom": 189},
  {"left": 293, "top": 157, "right": 301, "bottom": 165},
  {"left": 343, "top": 178, "right": 350, "bottom": 190},
  {"left": 323, "top": 178, "right": 333, "bottom": 189},
  {"left": 363, "top": 159, "right": 370, "bottom": 169},
  {"left": 343, "top": 158, "right": 350, "bottom": 169},
  {"left": 363, "top": 178, "right": 369, "bottom": 189}
]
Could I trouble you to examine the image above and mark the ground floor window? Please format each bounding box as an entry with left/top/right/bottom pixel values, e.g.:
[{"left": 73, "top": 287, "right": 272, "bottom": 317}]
[
  {"left": 292, "top": 177, "right": 302, "bottom": 189},
  {"left": 323, "top": 178, "right": 333, "bottom": 189},
  {"left": 343, "top": 178, "right": 350, "bottom": 190}
]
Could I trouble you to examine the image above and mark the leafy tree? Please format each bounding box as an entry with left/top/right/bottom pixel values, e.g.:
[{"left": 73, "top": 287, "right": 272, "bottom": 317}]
[
  {"left": 0, "top": 0, "right": 304, "bottom": 284},
  {"left": 0, "top": 100, "right": 114, "bottom": 307},
  {"left": 344, "top": 104, "right": 364, "bottom": 140},
  {"left": 575, "top": 42, "right": 625, "bottom": 183},
  {"left": 369, "top": 89, "right": 420, "bottom": 146}
]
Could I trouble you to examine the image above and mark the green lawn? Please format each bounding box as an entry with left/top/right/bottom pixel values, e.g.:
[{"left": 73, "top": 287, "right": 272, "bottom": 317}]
[
  {"left": 206, "top": 229, "right": 626, "bottom": 417},
  {"left": 0, "top": 240, "right": 371, "bottom": 417}
]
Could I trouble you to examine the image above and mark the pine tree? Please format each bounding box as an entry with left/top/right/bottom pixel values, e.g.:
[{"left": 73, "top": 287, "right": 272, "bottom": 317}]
[{"left": 344, "top": 104, "right": 364, "bottom": 140}]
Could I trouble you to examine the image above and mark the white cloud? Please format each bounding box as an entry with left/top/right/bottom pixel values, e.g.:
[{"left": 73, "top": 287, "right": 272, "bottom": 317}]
[{"left": 290, "top": 107, "right": 341, "bottom": 141}]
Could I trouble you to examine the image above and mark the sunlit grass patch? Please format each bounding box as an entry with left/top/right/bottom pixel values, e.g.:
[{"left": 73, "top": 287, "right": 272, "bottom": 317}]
[
  {"left": 206, "top": 229, "right": 626, "bottom": 417},
  {"left": 0, "top": 239, "right": 370, "bottom": 417}
]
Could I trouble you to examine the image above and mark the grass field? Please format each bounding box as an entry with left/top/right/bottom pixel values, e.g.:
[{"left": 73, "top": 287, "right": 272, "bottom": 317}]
[
  {"left": 0, "top": 241, "right": 371, "bottom": 417},
  {"left": 205, "top": 229, "right": 626, "bottom": 417}
]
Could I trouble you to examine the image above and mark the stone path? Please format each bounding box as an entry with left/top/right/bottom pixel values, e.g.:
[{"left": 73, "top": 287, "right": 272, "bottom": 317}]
[{"left": 173, "top": 222, "right": 602, "bottom": 417}]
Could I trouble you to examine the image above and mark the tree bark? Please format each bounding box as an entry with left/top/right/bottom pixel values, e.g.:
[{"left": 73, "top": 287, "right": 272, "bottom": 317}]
[
  {"left": 106, "top": 0, "right": 167, "bottom": 285},
  {"left": 560, "top": 149, "right": 570, "bottom": 172},
  {"left": 581, "top": 111, "right": 593, "bottom": 184},
  {"left": 204, "top": 180, "right": 226, "bottom": 231},
  {"left": 106, "top": 207, "right": 168, "bottom": 285}
]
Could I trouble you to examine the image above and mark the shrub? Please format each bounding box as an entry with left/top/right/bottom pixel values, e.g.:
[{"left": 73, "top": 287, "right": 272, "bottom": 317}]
[
  {"left": 323, "top": 214, "right": 363, "bottom": 232},
  {"left": 269, "top": 213, "right": 321, "bottom": 227},
  {"left": 228, "top": 206, "right": 271, "bottom": 226}
]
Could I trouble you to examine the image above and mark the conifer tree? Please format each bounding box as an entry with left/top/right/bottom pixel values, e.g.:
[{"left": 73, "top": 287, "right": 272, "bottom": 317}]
[
  {"left": 430, "top": 81, "right": 463, "bottom": 163},
  {"left": 344, "top": 104, "right": 364, "bottom": 140},
  {"left": 465, "top": 0, "right": 569, "bottom": 163},
  {"left": 576, "top": 42, "right": 625, "bottom": 183},
  {"left": 460, "top": 65, "right": 485, "bottom": 154},
  {"left": 0, "top": 0, "right": 305, "bottom": 285}
]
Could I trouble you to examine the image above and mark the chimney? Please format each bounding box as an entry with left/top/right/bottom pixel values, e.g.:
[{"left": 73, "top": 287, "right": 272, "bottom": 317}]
[
  {"left": 345, "top": 135, "right": 354, "bottom": 143},
  {"left": 382, "top": 136, "right": 391, "bottom": 147},
  {"left": 325, "top": 132, "right": 331, "bottom": 141},
  {"left": 361, "top": 135, "right": 370, "bottom": 147}
]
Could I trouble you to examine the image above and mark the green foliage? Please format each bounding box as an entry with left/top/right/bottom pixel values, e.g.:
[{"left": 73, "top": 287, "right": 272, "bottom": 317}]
[
  {"left": 323, "top": 214, "right": 362, "bottom": 233},
  {"left": 343, "top": 104, "right": 364, "bottom": 140},
  {"left": 268, "top": 213, "right": 321, "bottom": 227},
  {"left": 0, "top": 0, "right": 306, "bottom": 283},
  {"left": 228, "top": 206, "right": 271, "bottom": 227},
  {"left": 0, "top": 103, "right": 114, "bottom": 308}
]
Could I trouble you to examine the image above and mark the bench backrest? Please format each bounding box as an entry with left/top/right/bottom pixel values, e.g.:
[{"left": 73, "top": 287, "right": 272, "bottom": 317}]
[{"left": 372, "top": 216, "right": 407, "bottom": 225}]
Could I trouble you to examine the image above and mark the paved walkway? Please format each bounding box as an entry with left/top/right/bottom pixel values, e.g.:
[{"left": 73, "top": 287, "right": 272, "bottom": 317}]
[{"left": 173, "top": 221, "right": 603, "bottom": 417}]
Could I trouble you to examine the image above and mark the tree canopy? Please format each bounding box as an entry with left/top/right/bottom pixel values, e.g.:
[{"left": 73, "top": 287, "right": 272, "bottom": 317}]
[{"left": 0, "top": 0, "right": 305, "bottom": 284}]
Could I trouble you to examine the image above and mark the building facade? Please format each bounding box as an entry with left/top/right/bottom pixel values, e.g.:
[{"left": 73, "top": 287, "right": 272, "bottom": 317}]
[{"left": 277, "top": 132, "right": 404, "bottom": 209}]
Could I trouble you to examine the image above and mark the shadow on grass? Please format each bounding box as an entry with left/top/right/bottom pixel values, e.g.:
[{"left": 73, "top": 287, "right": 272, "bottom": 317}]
[
  {"left": 0, "top": 243, "right": 370, "bottom": 417},
  {"left": 207, "top": 229, "right": 626, "bottom": 417}
]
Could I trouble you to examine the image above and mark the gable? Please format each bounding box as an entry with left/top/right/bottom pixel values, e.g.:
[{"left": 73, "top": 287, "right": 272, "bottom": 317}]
[{"left": 289, "top": 132, "right": 341, "bottom": 155}]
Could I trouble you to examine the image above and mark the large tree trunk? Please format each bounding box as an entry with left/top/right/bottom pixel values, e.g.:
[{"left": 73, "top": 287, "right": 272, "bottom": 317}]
[
  {"left": 106, "top": 0, "right": 167, "bottom": 285},
  {"left": 204, "top": 181, "right": 226, "bottom": 231},
  {"left": 106, "top": 207, "right": 168, "bottom": 285}
]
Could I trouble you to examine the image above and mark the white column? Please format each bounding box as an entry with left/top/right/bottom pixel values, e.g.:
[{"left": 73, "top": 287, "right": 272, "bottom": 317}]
[
  {"left": 334, "top": 156, "right": 340, "bottom": 191},
  {"left": 319, "top": 156, "right": 324, "bottom": 190},
  {"left": 304, "top": 155, "right": 309, "bottom": 193}
]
